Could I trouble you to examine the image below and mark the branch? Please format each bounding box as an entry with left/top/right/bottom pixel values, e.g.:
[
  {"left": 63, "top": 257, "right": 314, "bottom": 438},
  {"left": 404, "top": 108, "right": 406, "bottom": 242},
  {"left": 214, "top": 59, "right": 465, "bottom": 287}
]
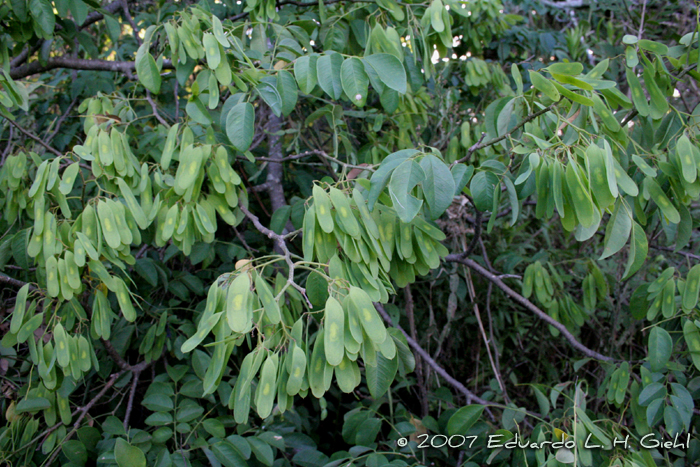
[
  {"left": 9, "top": 56, "right": 173, "bottom": 80},
  {"left": 444, "top": 255, "right": 614, "bottom": 362},
  {"left": 540, "top": 0, "right": 585, "bottom": 7},
  {"left": 146, "top": 91, "right": 170, "bottom": 127},
  {"left": 0, "top": 274, "right": 37, "bottom": 290},
  {"left": 101, "top": 339, "right": 151, "bottom": 372},
  {"left": 238, "top": 204, "right": 312, "bottom": 307},
  {"left": 374, "top": 303, "right": 495, "bottom": 416},
  {"left": 46, "top": 97, "right": 79, "bottom": 144},
  {"left": 454, "top": 101, "right": 560, "bottom": 166},
  {"left": 44, "top": 370, "right": 125, "bottom": 466},
  {"left": 6, "top": 119, "right": 63, "bottom": 157}
]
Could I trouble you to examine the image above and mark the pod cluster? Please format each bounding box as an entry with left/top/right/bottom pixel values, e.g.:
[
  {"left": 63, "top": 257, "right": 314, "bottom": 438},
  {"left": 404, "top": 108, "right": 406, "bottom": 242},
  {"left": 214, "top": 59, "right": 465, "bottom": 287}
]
[{"left": 303, "top": 184, "right": 449, "bottom": 291}]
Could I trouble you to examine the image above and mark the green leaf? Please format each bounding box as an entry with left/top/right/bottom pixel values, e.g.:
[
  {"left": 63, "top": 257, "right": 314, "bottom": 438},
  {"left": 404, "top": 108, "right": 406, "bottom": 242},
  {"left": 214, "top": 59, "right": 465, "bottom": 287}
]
[
  {"left": 316, "top": 52, "right": 343, "bottom": 100},
  {"left": 599, "top": 200, "right": 632, "bottom": 259},
  {"left": 276, "top": 70, "right": 298, "bottom": 116},
  {"left": 470, "top": 171, "right": 499, "bottom": 212},
  {"left": 340, "top": 57, "right": 369, "bottom": 105},
  {"left": 226, "top": 103, "right": 255, "bottom": 152},
  {"left": 367, "top": 149, "right": 418, "bottom": 210},
  {"left": 16, "top": 397, "right": 51, "bottom": 413},
  {"left": 365, "top": 352, "right": 398, "bottom": 398},
  {"left": 135, "top": 45, "right": 161, "bottom": 94},
  {"left": 212, "top": 441, "right": 248, "bottom": 467},
  {"left": 622, "top": 222, "right": 648, "bottom": 280},
  {"left": 115, "top": 438, "right": 146, "bottom": 467},
  {"left": 447, "top": 405, "right": 484, "bottom": 435},
  {"left": 528, "top": 70, "right": 560, "bottom": 101},
  {"left": 294, "top": 54, "right": 318, "bottom": 94},
  {"left": 388, "top": 159, "right": 426, "bottom": 223},
  {"left": 363, "top": 54, "right": 407, "bottom": 94},
  {"left": 256, "top": 81, "right": 283, "bottom": 117},
  {"left": 419, "top": 154, "right": 455, "bottom": 219},
  {"left": 648, "top": 327, "right": 673, "bottom": 372},
  {"left": 29, "top": 0, "right": 55, "bottom": 37}
]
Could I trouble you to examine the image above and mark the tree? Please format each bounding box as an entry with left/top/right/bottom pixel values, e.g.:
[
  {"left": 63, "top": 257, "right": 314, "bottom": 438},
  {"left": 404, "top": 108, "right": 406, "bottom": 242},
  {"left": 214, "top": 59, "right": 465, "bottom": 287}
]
[{"left": 1, "top": 0, "right": 699, "bottom": 465}]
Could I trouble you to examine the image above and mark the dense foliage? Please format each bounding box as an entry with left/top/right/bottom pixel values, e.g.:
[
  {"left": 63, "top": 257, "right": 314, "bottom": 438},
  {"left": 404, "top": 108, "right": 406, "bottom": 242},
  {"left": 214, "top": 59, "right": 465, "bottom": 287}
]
[{"left": 1, "top": 0, "right": 700, "bottom": 466}]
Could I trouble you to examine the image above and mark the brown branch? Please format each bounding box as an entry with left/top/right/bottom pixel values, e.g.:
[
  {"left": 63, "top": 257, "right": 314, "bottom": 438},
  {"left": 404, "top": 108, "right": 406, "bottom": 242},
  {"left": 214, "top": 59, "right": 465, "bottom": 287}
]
[
  {"left": 123, "top": 370, "right": 141, "bottom": 430},
  {"left": 0, "top": 273, "right": 37, "bottom": 290},
  {"left": 101, "top": 339, "right": 151, "bottom": 372},
  {"left": 238, "top": 203, "right": 312, "bottom": 307},
  {"left": 46, "top": 97, "right": 79, "bottom": 144},
  {"left": 445, "top": 255, "right": 614, "bottom": 362},
  {"left": 146, "top": 91, "right": 169, "bottom": 127},
  {"left": 374, "top": 303, "right": 495, "bottom": 416},
  {"left": 454, "top": 101, "right": 560, "bottom": 166},
  {"left": 44, "top": 370, "right": 125, "bottom": 466},
  {"left": 6, "top": 119, "right": 63, "bottom": 157},
  {"left": 10, "top": 56, "right": 173, "bottom": 80}
]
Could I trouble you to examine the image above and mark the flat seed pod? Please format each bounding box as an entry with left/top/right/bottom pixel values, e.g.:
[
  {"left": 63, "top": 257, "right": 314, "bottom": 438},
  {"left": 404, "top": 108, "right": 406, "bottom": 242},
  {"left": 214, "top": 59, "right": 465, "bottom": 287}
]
[
  {"left": 10, "top": 284, "right": 30, "bottom": 334},
  {"left": 181, "top": 312, "right": 223, "bottom": 353},
  {"left": 399, "top": 221, "right": 414, "bottom": 259},
  {"left": 649, "top": 267, "right": 675, "bottom": 294},
  {"left": 309, "top": 329, "right": 327, "bottom": 398},
  {"left": 196, "top": 203, "right": 217, "bottom": 234},
  {"left": 348, "top": 286, "right": 386, "bottom": 344},
  {"left": 334, "top": 356, "right": 358, "bottom": 393},
  {"left": 255, "top": 274, "right": 281, "bottom": 324},
  {"left": 329, "top": 188, "right": 360, "bottom": 238},
  {"left": 411, "top": 215, "right": 446, "bottom": 241},
  {"left": 682, "top": 265, "right": 700, "bottom": 311},
  {"left": 529, "top": 70, "right": 560, "bottom": 101},
  {"left": 162, "top": 204, "right": 179, "bottom": 241},
  {"left": 413, "top": 228, "right": 440, "bottom": 269},
  {"left": 683, "top": 320, "right": 700, "bottom": 371},
  {"left": 64, "top": 252, "right": 81, "bottom": 291},
  {"left": 676, "top": 135, "right": 697, "bottom": 184},
  {"left": 54, "top": 322, "right": 70, "bottom": 368},
  {"left": 662, "top": 279, "right": 676, "bottom": 319},
  {"left": 625, "top": 68, "right": 650, "bottom": 117},
  {"left": 286, "top": 344, "right": 306, "bottom": 395},
  {"left": 232, "top": 352, "right": 254, "bottom": 424},
  {"left": 75, "top": 233, "right": 99, "bottom": 262},
  {"left": 612, "top": 159, "right": 638, "bottom": 196},
  {"left": 59, "top": 162, "right": 79, "bottom": 195},
  {"left": 46, "top": 255, "right": 60, "bottom": 298},
  {"left": 378, "top": 330, "right": 397, "bottom": 359},
  {"left": 323, "top": 296, "right": 345, "bottom": 366},
  {"left": 255, "top": 355, "right": 278, "bottom": 419},
  {"left": 110, "top": 200, "right": 132, "bottom": 245},
  {"left": 642, "top": 66, "right": 668, "bottom": 120},
  {"left": 644, "top": 177, "right": 680, "bottom": 224},
  {"left": 377, "top": 211, "right": 396, "bottom": 259},
  {"left": 314, "top": 228, "right": 337, "bottom": 263},
  {"left": 81, "top": 203, "right": 101, "bottom": 248},
  {"left": 565, "top": 161, "right": 595, "bottom": 228},
  {"left": 360, "top": 336, "right": 378, "bottom": 367},
  {"left": 116, "top": 177, "right": 148, "bottom": 230},
  {"left": 29, "top": 160, "right": 49, "bottom": 198},
  {"left": 58, "top": 258, "right": 73, "bottom": 301},
  {"left": 98, "top": 130, "right": 113, "bottom": 165},
  {"left": 312, "top": 185, "right": 334, "bottom": 233},
  {"left": 175, "top": 145, "right": 204, "bottom": 193},
  {"left": 203, "top": 33, "right": 221, "bottom": 69},
  {"left": 226, "top": 273, "right": 252, "bottom": 332},
  {"left": 114, "top": 278, "right": 136, "bottom": 321},
  {"left": 352, "top": 188, "right": 380, "bottom": 238},
  {"left": 77, "top": 335, "right": 91, "bottom": 372},
  {"left": 590, "top": 93, "right": 620, "bottom": 132},
  {"left": 586, "top": 145, "right": 614, "bottom": 210},
  {"left": 110, "top": 128, "right": 126, "bottom": 175},
  {"left": 43, "top": 211, "right": 56, "bottom": 258},
  {"left": 97, "top": 200, "right": 121, "bottom": 249},
  {"left": 344, "top": 312, "right": 362, "bottom": 354},
  {"left": 302, "top": 204, "right": 316, "bottom": 262},
  {"left": 161, "top": 123, "right": 179, "bottom": 170}
]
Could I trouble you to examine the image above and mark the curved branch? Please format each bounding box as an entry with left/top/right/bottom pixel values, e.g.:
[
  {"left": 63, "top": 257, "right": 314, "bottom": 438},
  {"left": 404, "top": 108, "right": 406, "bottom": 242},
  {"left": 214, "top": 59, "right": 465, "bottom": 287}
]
[
  {"left": 10, "top": 56, "right": 173, "bottom": 80},
  {"left": 374, "top": 303, "right": 494, "bottom": 410},
  {"left": 444, "top": 255, "right": 614, "bottom": 362}
]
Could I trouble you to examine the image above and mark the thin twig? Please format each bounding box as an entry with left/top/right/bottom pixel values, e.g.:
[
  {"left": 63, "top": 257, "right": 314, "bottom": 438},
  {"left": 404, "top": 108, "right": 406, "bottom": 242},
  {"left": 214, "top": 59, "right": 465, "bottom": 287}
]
[
  {"left": 44, "top": 371, "right": 125, "bottom": 466},
  {"left": 238, "top": 204, "right": 312, "bottom": 307},
  {"left": 123, "top": 370, "right": 141, "bottom": 430},
  {"left": 146, "top": 91, "right": 170, "bottom": 127},
  {"left": 375, "top": 303, "right": 496, "bottom": 418},
  {"left": 445, "top": 255, "right": 614, "bottom": 361},
  {"left": 453, "top": 101, "right": 560, "bottom": 166},
  {"left": 46, "top": 97, "right": 79, "bottom": 144},
  {"left": 6, "top": 119, "right": 63, "bottom": 157}
]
